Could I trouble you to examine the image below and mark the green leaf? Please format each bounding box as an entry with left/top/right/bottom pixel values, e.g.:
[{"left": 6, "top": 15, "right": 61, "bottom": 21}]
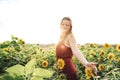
[
  {"left": 6, "top": 64, "right": 24, "bottom": 75},
  {"left": 30, "top": 77, "right": 43, "bottom": 80},
  {"left": 24, "top": 58, "right": 36, "bottom": 76},
  {"left": 0, "top": 52, "right": 6, "bottom": 58},
  {"left": 0, "top": 73, "right": 25, "bottom": 80},
  {"left": 32, "top": 68, "right": 54, "bottom": 78}
]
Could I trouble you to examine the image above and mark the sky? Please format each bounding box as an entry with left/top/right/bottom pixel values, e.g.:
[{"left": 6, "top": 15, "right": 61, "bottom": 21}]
[{"left": 0, "top": 0, "right": 120, "bottom": 44}]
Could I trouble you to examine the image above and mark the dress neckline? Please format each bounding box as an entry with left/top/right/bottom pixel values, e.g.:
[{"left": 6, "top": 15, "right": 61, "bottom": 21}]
[{"left": 60, "top": 41, "right": 71, "bottom": 49}]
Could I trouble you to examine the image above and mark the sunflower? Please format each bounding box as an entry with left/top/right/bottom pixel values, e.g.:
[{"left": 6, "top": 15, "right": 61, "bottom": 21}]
[
  {"left": 100, "top": 49, "right": 105, "bottom": 57},
  {"left": 98, "top": 64, "right": 104, "bottom": 71},
  {"left": 89, "top": 50, "right": 95, "bottom": 55},
  {"left": 8, "top": 48, "right": 14, "bottom": 52},
  {"left": 108, "top": 52, "right": 115, "bottom": 60},
  {"left": 116, "top": 44, "right": 120, "bottom": 52},
  {"left": 104, "top": 43, "right": 110, "bottom": 48},
  {"left": 2, "top": 48, "right": 8, "bottom": 52},
  {"left": 85, "top": 68, "right": 93, "bottom": 80},
  {"left": 40, "top": 48, "right": 43, "bottom": 52},
  {"left": 89, "top": 43, "right": 94, "bottom": 47},
  {"left": 78, "top": 45, "right": 81, "bottom": 48},
  {"left": 117, "top": 58, "right": 120, "bottom": 62},
  {"left": 57, "top": 58, "right": 65, "bottom": 70},
  {"left": 42, "top": 60, "right": 48, "bottom": 68},
  {"left": 18, "top": 39, "right": 25, "bottom": 44}
]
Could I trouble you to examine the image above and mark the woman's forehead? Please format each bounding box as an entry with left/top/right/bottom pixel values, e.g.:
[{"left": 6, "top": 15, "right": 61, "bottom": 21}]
[{"left": 62, "top": 20, "right": 70, "bottom": 23}]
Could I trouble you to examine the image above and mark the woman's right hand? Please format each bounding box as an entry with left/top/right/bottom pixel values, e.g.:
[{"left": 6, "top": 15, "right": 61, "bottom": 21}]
[{"left": 85, "top": 62, "right": 98, "bottom": 76}]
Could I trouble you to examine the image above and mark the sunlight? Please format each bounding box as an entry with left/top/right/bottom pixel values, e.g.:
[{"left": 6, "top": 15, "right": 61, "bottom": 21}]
[{"left": 0, "top": 0, "right": 120, "bottom": 44}]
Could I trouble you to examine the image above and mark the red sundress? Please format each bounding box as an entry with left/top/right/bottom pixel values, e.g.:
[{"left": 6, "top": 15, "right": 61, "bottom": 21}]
[{"left": 56, "top": 41, "right": 78, "bottom": 80}]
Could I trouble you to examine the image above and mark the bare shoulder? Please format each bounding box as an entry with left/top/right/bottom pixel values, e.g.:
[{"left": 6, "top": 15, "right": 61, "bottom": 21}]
[
  {"left": 67, "top": 32, "right": 73, "bottom": 39},
  {"left": 67, "top": 32, "right": 76, "bottom": 42}
]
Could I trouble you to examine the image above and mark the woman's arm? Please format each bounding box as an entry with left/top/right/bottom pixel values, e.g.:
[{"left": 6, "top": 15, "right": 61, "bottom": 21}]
[
  {"left": 67, "top": 33, "right": 88, "bottom": 67},
  {"left": 67, "top": 33, "right": 98, "bottom": 75}
]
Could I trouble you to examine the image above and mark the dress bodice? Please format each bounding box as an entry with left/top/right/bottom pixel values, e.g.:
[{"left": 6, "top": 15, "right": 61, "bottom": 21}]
[{"left": 56, "top": 41, "right": 73, "bottom": 58}]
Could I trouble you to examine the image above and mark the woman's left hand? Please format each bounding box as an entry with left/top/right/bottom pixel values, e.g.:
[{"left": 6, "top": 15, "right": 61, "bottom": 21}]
[{"left": 85, "top": 62, "right": 98, "bottom": 76}]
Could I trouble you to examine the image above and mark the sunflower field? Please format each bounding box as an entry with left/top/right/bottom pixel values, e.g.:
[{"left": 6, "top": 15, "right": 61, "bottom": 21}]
[{"left": 0, "top": 36, "right": 120, "bottom": 80}]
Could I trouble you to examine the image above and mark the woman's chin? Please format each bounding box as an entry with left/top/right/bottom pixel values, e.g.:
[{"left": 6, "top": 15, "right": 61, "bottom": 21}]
[{"left": 62, "top": 29, "right": 69, "bottom": 33}]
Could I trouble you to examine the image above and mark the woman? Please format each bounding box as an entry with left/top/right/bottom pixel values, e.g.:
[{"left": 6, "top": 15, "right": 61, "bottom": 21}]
[{"left": 56, "top": 17, "right": 97, "bottom": 80}]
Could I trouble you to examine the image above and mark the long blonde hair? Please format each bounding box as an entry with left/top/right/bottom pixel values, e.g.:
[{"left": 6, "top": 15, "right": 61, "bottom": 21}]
[{"left": 60, "top": 17, "right": 73, "bottom": 42}]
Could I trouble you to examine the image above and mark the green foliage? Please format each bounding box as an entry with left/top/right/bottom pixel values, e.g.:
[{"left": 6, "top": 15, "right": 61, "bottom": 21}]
[
  {"left": 0, "top": 59, "right": 54, "bottom": 80},
  {"left": 0, "top": 73, "right": 24, "bottom": 80},
  {"left": 6, "top": 64, "right": 24, "bottom": 75},
  {"left": 0, "top": 36, "right": 120, "bottom": 80}
]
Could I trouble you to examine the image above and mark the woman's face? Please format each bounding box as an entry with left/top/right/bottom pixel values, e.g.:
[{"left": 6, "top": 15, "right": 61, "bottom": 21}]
[{"left": 61, "top": 20, "right": 71, "bottom": 33}]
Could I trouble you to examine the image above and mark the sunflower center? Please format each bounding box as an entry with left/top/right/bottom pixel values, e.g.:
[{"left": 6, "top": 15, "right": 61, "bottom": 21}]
[{"left": 118, "top": 46, "right": 120, "bottom": 49}]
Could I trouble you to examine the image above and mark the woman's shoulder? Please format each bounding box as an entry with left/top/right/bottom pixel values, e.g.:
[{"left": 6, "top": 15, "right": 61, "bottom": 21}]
[{"left": 67, "top": 32, "right": 75, "bottom": 40}]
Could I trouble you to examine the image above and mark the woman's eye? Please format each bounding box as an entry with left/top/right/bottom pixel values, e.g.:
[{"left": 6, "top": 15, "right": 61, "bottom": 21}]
[{"left": 62, "top": 24, "right": 69, "bottom": 26}]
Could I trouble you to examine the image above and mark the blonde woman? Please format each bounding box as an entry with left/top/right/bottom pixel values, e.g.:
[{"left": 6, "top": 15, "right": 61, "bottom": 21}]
[{"left": 56, "top": 17, "right": 97, "bottom": 80}]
